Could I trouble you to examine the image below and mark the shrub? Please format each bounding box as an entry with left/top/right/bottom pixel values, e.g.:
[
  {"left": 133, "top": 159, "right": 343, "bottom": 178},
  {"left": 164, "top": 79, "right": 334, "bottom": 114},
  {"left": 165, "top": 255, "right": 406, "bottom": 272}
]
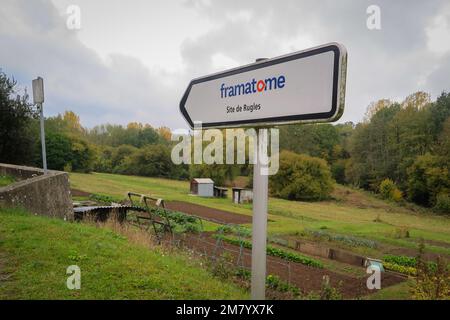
[
  {"left": 407, "top": 154, "right": 450, "bottom": 207},
  {"left": 434, "top": 193, "right": 450, "bottom": 215},
  {"left": 393, "top": 227, "right": 410, "bottom": 239},
  {"left": 210, "top": 252, "right": 234, "bottom": 280},
  {"left": 411, "top": 240, "right": 450, "bottom": 299},
  {"left": 266, "top": 274, "right": 300, "bottom": 296},
  {"left": 270, "top": 151, "right": 334, "bottom": 201},
  {"left": 379, "top": 178, "right": 402, "bottom": 202}
]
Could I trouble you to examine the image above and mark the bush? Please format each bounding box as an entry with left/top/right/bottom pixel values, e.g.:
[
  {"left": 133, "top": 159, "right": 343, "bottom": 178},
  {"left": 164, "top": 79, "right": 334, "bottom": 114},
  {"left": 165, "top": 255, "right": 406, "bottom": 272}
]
[
  {"left": 270, "top": 151, "right": 334, "bottom": 201},
  {"left": 407, "top": 154, "right": 449, "bottom": 207},
  {"left": 266, "top": 274, "right": 300, "bottom": 296},
  {"left": 411, "top": 240, "right": 450, "bottom": 299},
  {"left": 41, "top": 132, "right": 95, "bottom": 172},
  {"left": 434, "top": 193, "right": 450, "bottom": 214},
  {"left": 379, "top": 178, "right": 403, "bottom": 202},
  {"left": 117, "top": 144, "right": 188, "bottom": 179}
]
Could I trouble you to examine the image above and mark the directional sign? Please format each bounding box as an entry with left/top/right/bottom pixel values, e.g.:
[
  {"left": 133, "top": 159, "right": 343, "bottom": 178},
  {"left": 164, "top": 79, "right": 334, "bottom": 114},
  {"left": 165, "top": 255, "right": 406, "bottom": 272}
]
[
  {"left": 180, "top": 43, "right": 347, "bottom": 129},
  {"left": 32, "top": 77, "right": 45, "bottom": 104}
]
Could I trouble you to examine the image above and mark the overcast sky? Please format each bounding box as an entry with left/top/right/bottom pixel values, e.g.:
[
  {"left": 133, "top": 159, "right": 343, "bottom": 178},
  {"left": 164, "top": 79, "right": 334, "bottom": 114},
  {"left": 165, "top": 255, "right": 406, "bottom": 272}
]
[{"left": 1, "top": 0, "right": 450, "bottom": 129}]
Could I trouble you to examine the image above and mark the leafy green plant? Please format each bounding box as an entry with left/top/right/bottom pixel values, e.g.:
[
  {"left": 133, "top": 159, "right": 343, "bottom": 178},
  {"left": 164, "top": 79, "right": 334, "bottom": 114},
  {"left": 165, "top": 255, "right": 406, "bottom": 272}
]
[
  {"left": 266, "top": 274, "right": 300, "bottom": 296},
  {"left": 89, "top": 193, "right": 119, "bottom": 204},
  {"left": 68, "top": 251, "right": 88, "bottom": 262},
  {"left": 210, "top": 252, "right": 235, "bottom": 280},
  {"left": 383, "top": 254, "right": 438, "bottom": 276},
  {"left": 235, "top": 268, "right": 251, "bottom": 281},
  {"left": 383, "top": 262, "right": 417, "bottom": 276},
  {"left": 383, "top": 255, "right": 417, "bottom": 268},
  {"left": 150, "top": 207, "right": 202, "bottom": 234}
]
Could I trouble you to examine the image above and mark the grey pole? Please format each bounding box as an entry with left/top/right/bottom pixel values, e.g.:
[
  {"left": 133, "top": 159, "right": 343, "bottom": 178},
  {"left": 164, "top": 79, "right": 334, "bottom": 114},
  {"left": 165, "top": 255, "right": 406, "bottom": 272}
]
[
  {"left": 39, "top": 103, "right": 48, "bottom": 174},
  {"left": 251, "top": 57, "right": 270, "bottom": 300},
  {"left": 251, "top": 127, "right": 269, "bottom": 300}
]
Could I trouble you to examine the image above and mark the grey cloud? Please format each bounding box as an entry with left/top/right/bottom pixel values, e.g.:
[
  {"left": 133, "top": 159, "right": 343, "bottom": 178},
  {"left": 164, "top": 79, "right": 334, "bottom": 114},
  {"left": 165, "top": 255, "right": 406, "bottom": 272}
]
[
  {"left": 0, "top": 0, "right": 183, "bottom": 128},
  {"left": 1, "top": 0, "right": 449, "bottom": 129},
  {"left": 181, "top": 0, "right": 450, "bottom": 122}
]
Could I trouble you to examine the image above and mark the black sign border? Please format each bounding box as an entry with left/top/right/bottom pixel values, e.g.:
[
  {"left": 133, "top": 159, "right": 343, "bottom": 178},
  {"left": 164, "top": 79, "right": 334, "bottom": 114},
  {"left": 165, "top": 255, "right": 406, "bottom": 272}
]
[{"left": 180, "top": 44, "right": 343, "bottom": 129}]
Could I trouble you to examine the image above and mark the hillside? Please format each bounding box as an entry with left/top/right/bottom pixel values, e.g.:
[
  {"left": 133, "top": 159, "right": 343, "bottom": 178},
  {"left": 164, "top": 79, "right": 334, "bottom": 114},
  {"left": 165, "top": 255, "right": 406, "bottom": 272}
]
[
  {"left": 0, "top": 208, "right": 247, "bottom": 299},
  {"left": 70, "top": 172, "right": 450, "bottom": 258}
]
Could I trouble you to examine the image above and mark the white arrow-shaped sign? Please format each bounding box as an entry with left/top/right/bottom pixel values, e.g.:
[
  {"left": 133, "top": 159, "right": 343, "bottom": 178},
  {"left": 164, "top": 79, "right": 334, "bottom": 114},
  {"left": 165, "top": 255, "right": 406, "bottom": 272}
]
[{"left": 180, "top": 42, "right": 347, "bottom": 129}]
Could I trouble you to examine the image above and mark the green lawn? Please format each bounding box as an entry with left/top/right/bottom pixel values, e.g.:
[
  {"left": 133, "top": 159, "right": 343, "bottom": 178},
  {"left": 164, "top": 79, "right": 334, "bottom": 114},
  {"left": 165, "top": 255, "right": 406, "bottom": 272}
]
[
  {"left": 69, "top": 172, "right": 450, "bottom": 257},
  {"left": 0, "top": 207, "right": 248, "bottom": 299}
]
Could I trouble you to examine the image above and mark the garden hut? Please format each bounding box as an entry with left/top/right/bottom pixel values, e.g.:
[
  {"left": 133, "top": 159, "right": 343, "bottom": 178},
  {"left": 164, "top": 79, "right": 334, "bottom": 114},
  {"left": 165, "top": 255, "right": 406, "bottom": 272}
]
[{"left": 190, "top": 178, "right": 214, "bottom": 197}]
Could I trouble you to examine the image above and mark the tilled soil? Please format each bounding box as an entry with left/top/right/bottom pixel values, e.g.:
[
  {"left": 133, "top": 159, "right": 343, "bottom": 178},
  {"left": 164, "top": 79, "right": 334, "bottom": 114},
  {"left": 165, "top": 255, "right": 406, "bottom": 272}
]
[
  {"left": 165, "top": 201, "right": 252, "bottom": 224},
  {"left": 71, "top": 189, "right": 92, "bottom": 197},
  {"left": 176, "top": 232, "right": 406, "bottom": 299}
]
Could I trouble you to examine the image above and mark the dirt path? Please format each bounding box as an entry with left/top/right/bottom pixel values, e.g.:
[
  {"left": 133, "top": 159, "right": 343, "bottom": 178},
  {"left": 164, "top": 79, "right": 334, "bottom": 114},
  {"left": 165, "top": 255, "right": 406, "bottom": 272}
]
[{"left": 166, "top": 201, "right": 252, "bottom": 225}]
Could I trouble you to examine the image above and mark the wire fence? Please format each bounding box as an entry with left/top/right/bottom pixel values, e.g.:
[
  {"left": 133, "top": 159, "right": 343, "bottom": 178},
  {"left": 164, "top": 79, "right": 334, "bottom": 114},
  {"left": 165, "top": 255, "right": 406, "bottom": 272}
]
[{"left": 127, "top": 213, "right": 295, "bottom": 286}]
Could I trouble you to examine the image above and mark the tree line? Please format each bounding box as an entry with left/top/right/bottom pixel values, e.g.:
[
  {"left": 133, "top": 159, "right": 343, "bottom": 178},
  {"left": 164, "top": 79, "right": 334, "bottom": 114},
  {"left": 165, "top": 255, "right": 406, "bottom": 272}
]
[{"left": 0, "top": 70, "right": 448, "bottom": 212}]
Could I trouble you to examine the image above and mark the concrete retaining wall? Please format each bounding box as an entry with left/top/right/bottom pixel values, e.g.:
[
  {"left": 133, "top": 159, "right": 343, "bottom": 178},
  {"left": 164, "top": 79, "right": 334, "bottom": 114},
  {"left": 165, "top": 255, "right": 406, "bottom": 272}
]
[
  {"left": 294, "top": 239, "right": 366, "bottom": 267},
  {"left": 0, "top": 163, "right": 73, "bottom": 220}
]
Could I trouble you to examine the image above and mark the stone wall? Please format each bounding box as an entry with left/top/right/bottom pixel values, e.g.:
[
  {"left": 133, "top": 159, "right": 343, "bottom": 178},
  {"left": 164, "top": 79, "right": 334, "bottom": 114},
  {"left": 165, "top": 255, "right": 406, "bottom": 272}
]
[{"left": 0, "top": 163, "right": 73, "bottom": 220}]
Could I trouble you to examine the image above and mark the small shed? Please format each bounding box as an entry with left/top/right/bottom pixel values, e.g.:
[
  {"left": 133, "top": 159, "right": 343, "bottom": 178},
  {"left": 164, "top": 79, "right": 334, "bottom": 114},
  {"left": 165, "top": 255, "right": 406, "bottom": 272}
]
[
  {"left": 190, "top": 178, "right": 214, "bottom": 197},
  {"left": 213, "top": 186, "right": 228, "bottom": 198},
  {"left": 232, "top": 187, "right": 253, "bottom": 204}
]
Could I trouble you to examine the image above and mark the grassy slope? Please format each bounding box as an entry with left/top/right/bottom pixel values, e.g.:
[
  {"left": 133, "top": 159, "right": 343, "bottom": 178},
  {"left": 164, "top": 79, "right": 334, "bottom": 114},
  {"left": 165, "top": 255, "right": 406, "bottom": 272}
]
[
  {"left": 69, "top": 172, "right": 450, "bottom": 257},
  {"left": 0, "top": 208, "right": 247, "bottom": 299}
]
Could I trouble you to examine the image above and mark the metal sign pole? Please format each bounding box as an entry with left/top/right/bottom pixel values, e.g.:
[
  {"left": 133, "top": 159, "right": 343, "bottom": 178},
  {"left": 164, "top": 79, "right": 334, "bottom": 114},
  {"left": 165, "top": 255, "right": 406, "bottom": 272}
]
[
  {"left": 251, "top": 128, "right": 269, "bottom": 300},
  {"left": 39, "top": 103, "right": 48, "bottom": 174}
]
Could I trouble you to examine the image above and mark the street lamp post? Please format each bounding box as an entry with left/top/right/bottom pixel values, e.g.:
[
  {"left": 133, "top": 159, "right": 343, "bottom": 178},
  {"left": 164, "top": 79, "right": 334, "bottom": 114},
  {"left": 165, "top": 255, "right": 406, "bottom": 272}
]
[{"left": 32, "top": 77, "right": 47, "bottom": 174}]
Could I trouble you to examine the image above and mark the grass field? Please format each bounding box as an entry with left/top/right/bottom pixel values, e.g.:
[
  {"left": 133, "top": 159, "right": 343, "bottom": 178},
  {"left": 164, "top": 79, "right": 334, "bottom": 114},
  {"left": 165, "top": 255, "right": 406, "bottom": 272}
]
[
  {"left": 69, "top": 172, "right": 450, "bottom": 259},
  {"left": 0, "top": 207, "right": 248, "bottom": 299}
]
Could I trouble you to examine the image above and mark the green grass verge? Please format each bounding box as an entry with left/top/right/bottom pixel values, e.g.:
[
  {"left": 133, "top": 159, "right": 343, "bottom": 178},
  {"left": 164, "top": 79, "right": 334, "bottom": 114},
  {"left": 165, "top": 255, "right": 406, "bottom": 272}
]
[
  {"left": 0, "top": 207, "right": 248, "bottom": 299},
  {"left": 366, "top": 280, "right": 414, "bottom": 300}
]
